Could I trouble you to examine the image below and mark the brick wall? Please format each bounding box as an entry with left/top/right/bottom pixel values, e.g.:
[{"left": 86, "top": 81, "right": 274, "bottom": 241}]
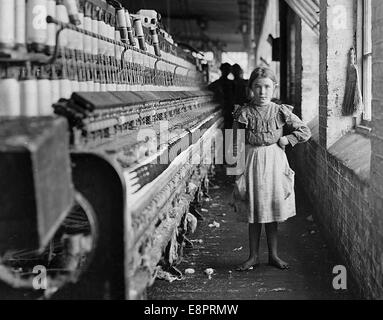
[
  {"left": 257, "top": 0, "right": 383, "bottom": 297},
  {"left": 368, "top": 0, "right": 383, "bottom": 299},
  {"left": 295, "top": 16, "right": 302, "bottom": 117},
  {"left": 289, "top": 14, "right": 319, "bottom": 130},
  {"left": 319, "top": 0, "right": 355, "bottom": 149},
  {"left": 260, "top": 0, "right": 383, "bottom": 299},
  {"left": 292, "top": 0, "right": 383, "bottom": 299},
  {"left": 294, "top": 135, "right": 375, "bottom": 298}
]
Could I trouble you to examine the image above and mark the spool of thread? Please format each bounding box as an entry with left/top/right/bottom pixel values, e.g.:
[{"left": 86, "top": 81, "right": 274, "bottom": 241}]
[
  {"left": 150, "top": 27, "right": 161, "bottom": 57},
  {"left": 131, "top": 50, "right": 137, "bottom": 67},
  {"left": 37, "top": 78, "right": 52, "bottom": 115},
  {"left": 20, "top": 66, "right": 39, "bottom": 116},
  {"left": 56, "top": 0, "right": 69, "bottom": 48},
  {"left": 106, "top": 83, "right": 113, "bottom": 91},
  {"left": 116, "top": 6, "right": 127, "bottom": 44},
  {"left": 133, "top": 18, "right": 146, "bottom": 51},
  {"left": 71, "top": 79, "right": 80, "bottom": 93},
  {"left": 46, "top": 0, "right": 56, "bottom": 54},
  {"left": 60, "top": 60, "right": 72, "bottom": 98},
  {"left": 106, "top": 22, "right": 114, "bottom": 57},
  {"left": 63, "top": 0, "right": 80, "bottom": 25},
  {"left": 76, "top": 2, "right": 84, "bottom": 52},
  {"left": 83, "top": 1, "right": 92, "bottom": 55},
  {"left": 51, "top": 78, "right": 60, "bottom": 105},
  {"left": 115, "top": 30, "right": 121, "bottom": 60},
  {"left": 107, "top": 4, "right": 115, "bottom": 57},
  {"left": 26, "top": 0, "right": 48, "bottom": 52},
  {"left": 0, "top": 0, "right": 15, "bottom": 49},
  {"left": 79, "top": 80, "right": 87, "bottom": 92},
  {"left": 15, "top": 0, "right": 26, "bottom": 49},
  {"left": 59, "top": 78, "right": 72, "bottom": 98},
  {"left": 125, "top": 10, "right": 136, "bottom": 46},
  {"left": 91, "top": 4, "right": 99, "bottom": 56},
  {"left": 66, "top": 10, "right": 77, "bottom": 52},
  {"left": 94, "top": 81, "right": 100, "bottom": 92},
  {"left": 98, "top": 8, "right": 107, "bottom": 55},
  {"left": 125, "top": 48, "right": 132, "bottom": 64},
  {"left": 87, "top": 80, "right": 94, "bottom": 91},
  {"left": 111, "top": 24, "right": 117, "bottom": 60},
  {"left": 0, "top": 77, "right": 21, "bottom": 116}
]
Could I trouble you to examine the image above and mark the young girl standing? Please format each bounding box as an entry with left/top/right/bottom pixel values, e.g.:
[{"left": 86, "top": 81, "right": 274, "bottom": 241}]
[{"left": 232, "top": 67, "right": 311, "bottom": 271}]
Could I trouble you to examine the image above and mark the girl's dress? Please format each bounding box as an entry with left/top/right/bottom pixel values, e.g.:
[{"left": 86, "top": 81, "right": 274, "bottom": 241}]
[{"left": 232, "top": 101, "right": 311, "bottom": 224}]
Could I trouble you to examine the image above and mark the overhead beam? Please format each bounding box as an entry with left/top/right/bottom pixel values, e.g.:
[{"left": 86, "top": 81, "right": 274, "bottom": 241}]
[{"left": 284, "top": 0, "right": 320, "bottom": 35}]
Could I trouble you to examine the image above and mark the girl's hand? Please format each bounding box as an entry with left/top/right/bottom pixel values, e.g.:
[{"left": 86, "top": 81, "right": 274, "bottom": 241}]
[{"left": 278, "top": 136, "right": 289, "bottom": 150}]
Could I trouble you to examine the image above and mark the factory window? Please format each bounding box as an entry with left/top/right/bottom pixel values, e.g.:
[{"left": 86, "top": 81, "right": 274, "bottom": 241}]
[{"left": 358, "top": 0, "right": 372, "bottom": 122}]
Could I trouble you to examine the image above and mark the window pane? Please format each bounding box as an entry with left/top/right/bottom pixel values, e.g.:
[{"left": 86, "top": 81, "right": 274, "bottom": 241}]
[{"left": 363, "top": 0, "right": 372, "bottom": 121}]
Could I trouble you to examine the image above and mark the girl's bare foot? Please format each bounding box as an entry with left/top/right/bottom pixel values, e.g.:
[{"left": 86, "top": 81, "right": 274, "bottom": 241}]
[
  {"left": 268, "top": 255, "right": 289, "bottom": 270},
  {"left": 235, "top": 256, "right": 260, "bottom": 271}
]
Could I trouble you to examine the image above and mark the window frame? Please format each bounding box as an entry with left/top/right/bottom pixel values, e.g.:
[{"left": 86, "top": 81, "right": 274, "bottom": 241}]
[{"left": 358, "top": 0, "right": 372, "bottom": 122}]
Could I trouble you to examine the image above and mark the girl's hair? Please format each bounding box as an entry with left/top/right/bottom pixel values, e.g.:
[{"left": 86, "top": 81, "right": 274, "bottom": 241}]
[{"left": 248, "top": 67, "right": 278, "bottom": 88}]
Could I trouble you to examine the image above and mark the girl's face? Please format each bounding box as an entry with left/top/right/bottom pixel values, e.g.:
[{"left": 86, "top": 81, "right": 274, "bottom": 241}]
[{"left": 251, "top": 77, "right": 275, "bottom": 106}]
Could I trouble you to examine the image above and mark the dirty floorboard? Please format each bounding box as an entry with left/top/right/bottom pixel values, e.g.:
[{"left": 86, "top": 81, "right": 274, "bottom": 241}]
[{"left": 147, "top": 168, "right": 355, "bottom": 300}]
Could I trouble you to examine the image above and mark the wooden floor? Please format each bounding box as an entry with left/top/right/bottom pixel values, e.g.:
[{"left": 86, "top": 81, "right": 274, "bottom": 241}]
[{"left": 148, "top": 168, "right": 355, "bottom": 300}]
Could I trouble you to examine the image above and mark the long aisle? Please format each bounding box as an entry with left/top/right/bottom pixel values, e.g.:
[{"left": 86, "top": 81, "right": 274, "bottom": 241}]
[{"left": 148, "top": 168, "right": 355, "bottom": 300}]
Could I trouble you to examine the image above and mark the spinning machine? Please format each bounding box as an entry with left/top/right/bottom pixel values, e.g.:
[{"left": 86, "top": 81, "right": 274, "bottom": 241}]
[{"left": 0, "top": 0, "right": 223, "bottom": 299}]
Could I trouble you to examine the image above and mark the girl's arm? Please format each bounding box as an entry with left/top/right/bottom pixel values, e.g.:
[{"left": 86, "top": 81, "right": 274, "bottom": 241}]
[{"left": 280, "top": 105, "right": 312, "bottom": 147}]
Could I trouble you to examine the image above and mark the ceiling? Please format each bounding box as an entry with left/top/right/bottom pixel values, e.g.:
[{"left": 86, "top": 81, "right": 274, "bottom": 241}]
[{"left": 122, "top": 0, "right": 267, "bottom": 52}]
